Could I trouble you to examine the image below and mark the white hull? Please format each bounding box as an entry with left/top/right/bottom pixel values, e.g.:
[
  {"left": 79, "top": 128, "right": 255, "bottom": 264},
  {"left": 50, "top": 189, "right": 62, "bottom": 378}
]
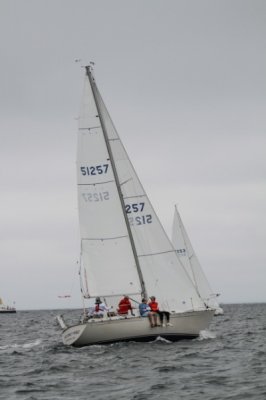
[
  {"left": 0, "top": 306, "right": 16, "bottom": 314},
  {"left": 61, "top": 309, "right": 214, "bottom": 347}
]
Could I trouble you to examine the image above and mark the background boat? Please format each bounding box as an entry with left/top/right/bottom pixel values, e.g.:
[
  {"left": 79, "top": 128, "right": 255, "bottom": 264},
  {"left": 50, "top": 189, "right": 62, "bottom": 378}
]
[
  {"left": 172, "top": 205, "right": 224, "bottom": 316},
  {"left": 0, "top": 297, "right": 16, "bottom": 313}
]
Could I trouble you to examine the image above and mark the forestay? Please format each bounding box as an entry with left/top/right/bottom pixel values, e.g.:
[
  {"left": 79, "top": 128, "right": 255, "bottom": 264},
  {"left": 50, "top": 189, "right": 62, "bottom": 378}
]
[{"left": 90, "top": 69, "right": 206, "bottom": 313}]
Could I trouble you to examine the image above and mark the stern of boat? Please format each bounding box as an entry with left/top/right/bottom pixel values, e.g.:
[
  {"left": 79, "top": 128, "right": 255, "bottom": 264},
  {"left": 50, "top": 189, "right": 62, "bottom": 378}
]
[{"left": 62, "top": 324, "right": 87, "bottom": 346}]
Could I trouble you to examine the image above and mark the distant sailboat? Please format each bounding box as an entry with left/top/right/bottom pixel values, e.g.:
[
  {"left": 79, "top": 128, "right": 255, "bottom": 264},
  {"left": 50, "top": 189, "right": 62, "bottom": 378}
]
[
  {"left": 0, "top": 298, "right": 16, "bottom": 314},
  {"left": 56, "top": 66, "right": 214, "bottom": 347},
  {"left": 172, "top": 205, "right": 224, "bottom": 316}
]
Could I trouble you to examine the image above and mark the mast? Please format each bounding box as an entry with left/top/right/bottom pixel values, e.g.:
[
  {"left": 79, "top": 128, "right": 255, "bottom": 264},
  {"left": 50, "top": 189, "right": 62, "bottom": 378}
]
[{"left": 85, "top": 66, "right": 147, "bottom": 300}]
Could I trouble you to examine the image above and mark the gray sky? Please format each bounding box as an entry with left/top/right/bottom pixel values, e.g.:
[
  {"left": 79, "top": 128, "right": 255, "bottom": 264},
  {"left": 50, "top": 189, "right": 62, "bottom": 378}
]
[{"left": 1, "top": 0, "right": 265, "bottom": 309}]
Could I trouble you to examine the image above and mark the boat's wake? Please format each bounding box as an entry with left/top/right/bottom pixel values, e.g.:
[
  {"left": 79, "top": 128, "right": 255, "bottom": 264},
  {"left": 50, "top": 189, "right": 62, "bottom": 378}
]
[
  {"left": 152, "top": 335, "right": 172, "bottom": 344},
  {"left": 197, "top": 330, "right": 216, "bottom": 340},
  {"left": 0, "top": 338, "right": 42, "bottom": 351}
]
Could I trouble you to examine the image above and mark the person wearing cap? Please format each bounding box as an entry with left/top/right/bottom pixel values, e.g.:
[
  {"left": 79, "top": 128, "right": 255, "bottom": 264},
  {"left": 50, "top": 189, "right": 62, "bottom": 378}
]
[
  {"left": 148, "top": 296, "right": 172, "bottom": 327},
  {"left": 88, "top": 297, "right": 110, "bottom": 318},
  {"left": 117, "top": 295, "right": 135, "bottom": 316}
]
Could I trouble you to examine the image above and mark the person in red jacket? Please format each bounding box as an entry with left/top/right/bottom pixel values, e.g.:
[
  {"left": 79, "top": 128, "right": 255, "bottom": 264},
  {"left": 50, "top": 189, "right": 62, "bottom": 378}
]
[
  {"left": 148, "top": 296, "right": 172, "bottom": 326},
  {"left": 117, "top": 295, "right": 135, "bottom": 316}
]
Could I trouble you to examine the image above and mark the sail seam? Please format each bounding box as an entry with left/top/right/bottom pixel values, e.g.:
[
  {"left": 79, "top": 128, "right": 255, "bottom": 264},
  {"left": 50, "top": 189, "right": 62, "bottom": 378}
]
[
  {"left": 79, "top": 126, "right": 101, "bottom": 131},
  {"left": 138, "top": 249, "right": 177, "bottom": 257},
  {"left": 82, "top": 235, "right": 128, "bottom": 241},
  {"left": 78, "top": 180, "right": 115, "bottom": 186},
  {"left": 90, "top": 291, "right": 142, "bottom": 299},
  {"left": 123, "top": 194, "right": 146, "bottom": 199}
]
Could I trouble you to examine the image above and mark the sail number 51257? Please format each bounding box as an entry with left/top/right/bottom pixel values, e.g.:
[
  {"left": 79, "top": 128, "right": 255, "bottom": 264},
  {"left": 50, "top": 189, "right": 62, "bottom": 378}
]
[{"left": 80, "top": 164, "right": 109, "bottom": 176}]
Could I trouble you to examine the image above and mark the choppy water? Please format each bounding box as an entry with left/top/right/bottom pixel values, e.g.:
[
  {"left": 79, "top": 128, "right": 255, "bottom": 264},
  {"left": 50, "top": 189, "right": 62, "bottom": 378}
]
[{"left": 0, "top": 303, "right": 266, "bottom": 400}]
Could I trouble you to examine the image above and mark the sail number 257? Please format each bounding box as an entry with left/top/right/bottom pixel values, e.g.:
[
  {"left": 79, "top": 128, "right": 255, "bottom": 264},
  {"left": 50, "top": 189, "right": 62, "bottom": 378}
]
[
  {"left": 125, "top": 202, "right": 145, "bottom": 213},
  {"left": 125, "top": 202, "right": 152, "bottom": 225},
  {"left": 80, "top": 164, "right": 109, "bottom": 176}
]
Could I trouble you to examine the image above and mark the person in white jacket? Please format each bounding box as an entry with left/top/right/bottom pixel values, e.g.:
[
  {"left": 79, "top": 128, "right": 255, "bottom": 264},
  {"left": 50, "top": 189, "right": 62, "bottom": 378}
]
[{"left": 88, "top": 297, "right": 110, "bottom": 318}]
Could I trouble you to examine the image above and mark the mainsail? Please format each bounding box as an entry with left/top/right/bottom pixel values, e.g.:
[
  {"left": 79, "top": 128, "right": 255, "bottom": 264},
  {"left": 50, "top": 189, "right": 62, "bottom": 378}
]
[
  {"left": 77, "top": 67, "right": 207, "bottom": 312},
  {"left": 77, "top": 69, "right": 142, "bottom": 298},
  {"left": 172, "top": 205, "right": 220, "bottom": 309}
]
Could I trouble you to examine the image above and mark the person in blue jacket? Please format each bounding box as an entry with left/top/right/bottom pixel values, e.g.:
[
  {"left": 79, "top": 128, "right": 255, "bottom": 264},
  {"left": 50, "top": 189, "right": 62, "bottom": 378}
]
[{"left": 139, "top": 298, "right": 158, "bottom": 327}]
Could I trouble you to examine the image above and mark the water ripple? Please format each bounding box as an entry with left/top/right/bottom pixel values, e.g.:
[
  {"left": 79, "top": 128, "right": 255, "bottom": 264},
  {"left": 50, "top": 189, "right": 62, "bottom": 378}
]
[{"left": 1, "top": 304, "right": 266, "bottom": 399}]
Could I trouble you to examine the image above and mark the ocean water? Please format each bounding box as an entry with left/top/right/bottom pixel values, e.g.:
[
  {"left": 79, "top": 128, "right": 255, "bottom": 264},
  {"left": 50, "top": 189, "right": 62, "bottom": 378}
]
[{"left": 0, "top": 303, "right": 265, "bottom": 400}]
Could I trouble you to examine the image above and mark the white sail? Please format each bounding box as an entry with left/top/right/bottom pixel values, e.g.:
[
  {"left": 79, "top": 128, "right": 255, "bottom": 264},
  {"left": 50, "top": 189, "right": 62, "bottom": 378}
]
[
  {"left": 77, "top": 72, "right": 142, "bottom": 298},
  {"left": 171, "top": 205, "right": 221, "bottom": 310},
  {"left": 90, "top": 70, "right": 206, "bottom": 313}
]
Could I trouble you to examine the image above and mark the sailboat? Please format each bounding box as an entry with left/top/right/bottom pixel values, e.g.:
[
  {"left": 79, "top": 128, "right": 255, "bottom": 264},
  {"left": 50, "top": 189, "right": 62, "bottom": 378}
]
[
  {"left": 172, "top": 205, "right": 224, "bottom": 316},
  {"left": 57, "top": 66, "right": 214, "bottom": 347},
  {"left": 0, "top": 298, "right": 16, "bottom": 313}
]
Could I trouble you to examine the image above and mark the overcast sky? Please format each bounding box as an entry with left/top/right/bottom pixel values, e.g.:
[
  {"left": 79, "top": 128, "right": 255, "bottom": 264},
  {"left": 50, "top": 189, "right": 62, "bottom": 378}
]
[{"left": 1, "top": 0, "right": 265, "bottom": 310}]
